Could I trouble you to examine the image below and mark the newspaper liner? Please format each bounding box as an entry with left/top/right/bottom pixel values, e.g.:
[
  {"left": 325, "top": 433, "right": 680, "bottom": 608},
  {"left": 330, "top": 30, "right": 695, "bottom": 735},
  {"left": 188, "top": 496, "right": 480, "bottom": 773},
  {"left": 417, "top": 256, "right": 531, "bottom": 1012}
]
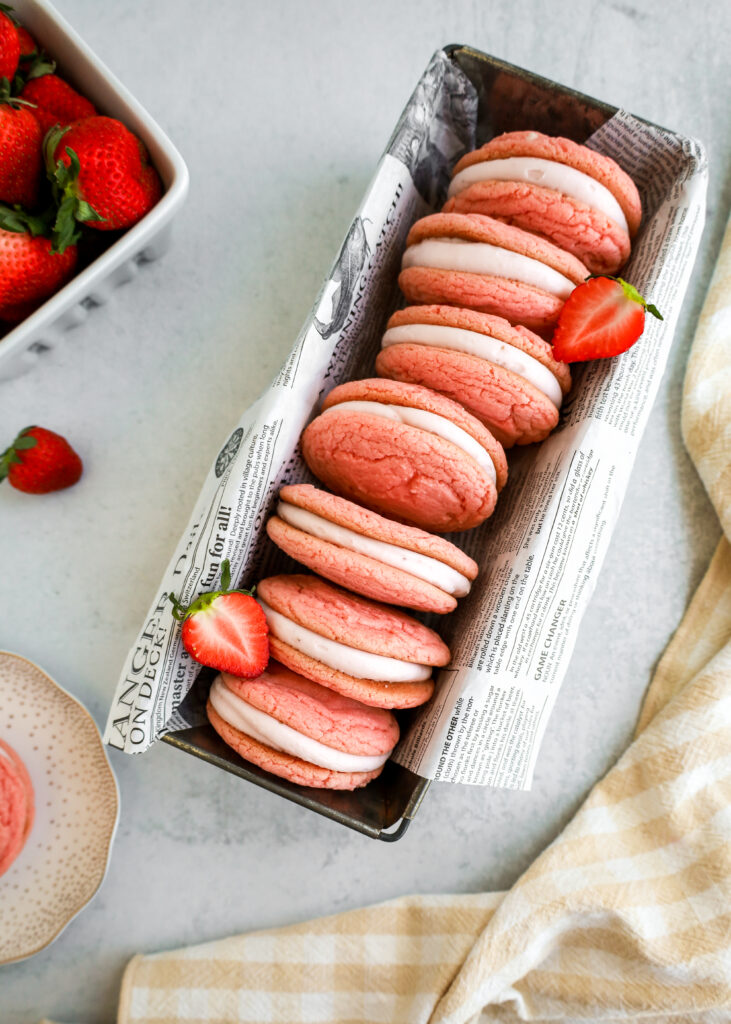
[{"left": 104, "top": 50, "right": 707, "bottom": 790}]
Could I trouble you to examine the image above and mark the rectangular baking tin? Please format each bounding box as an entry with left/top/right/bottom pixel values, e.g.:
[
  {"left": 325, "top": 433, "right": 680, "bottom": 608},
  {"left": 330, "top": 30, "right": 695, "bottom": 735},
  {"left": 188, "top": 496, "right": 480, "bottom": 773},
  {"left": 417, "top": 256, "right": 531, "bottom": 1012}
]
[
  {"left": 0, "top": 0, "right": 189, "bottom": 382},
  {"left": 164, "top": 44, "right": 670, "bottom": 841}
]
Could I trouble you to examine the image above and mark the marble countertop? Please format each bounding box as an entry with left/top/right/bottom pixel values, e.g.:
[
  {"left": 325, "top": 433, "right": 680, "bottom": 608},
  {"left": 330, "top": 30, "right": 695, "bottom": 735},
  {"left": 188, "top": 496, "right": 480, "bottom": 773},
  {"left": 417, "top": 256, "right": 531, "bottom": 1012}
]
[{"left": 3, "top": 0, "right": 729, "bottom": 1020}]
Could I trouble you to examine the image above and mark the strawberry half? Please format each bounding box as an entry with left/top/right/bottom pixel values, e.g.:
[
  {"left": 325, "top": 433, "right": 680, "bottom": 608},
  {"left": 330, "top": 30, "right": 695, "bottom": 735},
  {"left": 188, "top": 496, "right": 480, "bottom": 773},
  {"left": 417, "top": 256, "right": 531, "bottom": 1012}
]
[
  {"left": 552, "top": 276, "right": 663, "bottom": 363},
  {"left": 0, "top": 425, "right": 83, "bottom": 493},
  {"left": 169, "top": 560, "right": 269, "bottom": 678}
]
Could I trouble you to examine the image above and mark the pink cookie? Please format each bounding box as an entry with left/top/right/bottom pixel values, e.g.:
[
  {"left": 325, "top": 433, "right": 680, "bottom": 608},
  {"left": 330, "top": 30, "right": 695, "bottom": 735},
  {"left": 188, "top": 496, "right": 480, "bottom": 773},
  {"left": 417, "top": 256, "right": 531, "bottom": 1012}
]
[
  {"left": 0, "top": 738, "right": 34, "bottom": 878},
  {"left": 399, "top": 212, "right": 589, "bottom": 332},
  {"left": 302, "top": 377, "right": 507, "bottom": 534},
  {"left": 450, "top": 130, "right": 642, "bottom": 236},
  {"left": 267, "top": 483, "right": 478, "bottom": 614},
  {"left": 376, "top": 305, "right": 571, "bottom": 448},
  {"left": 257, "top": 574, "right": 449, "bottom": 709},
  {"left": 443, "top": 180, "right": 630, "bottom": 275},
  {"left": 206, "top": 662, "right": 399, "bottom": 790}
]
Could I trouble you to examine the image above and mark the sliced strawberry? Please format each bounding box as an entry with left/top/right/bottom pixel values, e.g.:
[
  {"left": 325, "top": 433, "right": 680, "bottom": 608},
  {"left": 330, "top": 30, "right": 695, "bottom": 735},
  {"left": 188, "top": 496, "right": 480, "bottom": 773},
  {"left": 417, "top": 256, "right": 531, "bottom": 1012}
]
[
  {"left": 552, "top": 276, "right": 662, "bottom": 363},
  {"left": 169, "top": 560, "right": 269, "bottom": 678}
]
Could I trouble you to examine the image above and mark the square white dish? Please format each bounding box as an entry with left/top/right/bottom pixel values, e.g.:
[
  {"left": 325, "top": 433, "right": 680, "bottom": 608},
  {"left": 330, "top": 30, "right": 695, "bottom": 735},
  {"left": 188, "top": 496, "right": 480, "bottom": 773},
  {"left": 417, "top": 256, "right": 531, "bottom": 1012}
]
[{"left": 0, "top": 0, "right": 189, "bottom": 382}]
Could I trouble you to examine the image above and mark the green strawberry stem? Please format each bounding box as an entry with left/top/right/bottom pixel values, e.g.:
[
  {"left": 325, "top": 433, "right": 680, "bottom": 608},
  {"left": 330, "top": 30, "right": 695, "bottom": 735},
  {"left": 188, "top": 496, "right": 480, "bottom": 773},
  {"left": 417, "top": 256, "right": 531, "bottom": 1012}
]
[
  {"left": 0, "top": 426, "right": 37, "bottom": 484},
  {"left": 167, "top": 559, "right": 255, "bottom": 622},
  {"left": 44, "top": 129, "right": 105, "bottom": 252},
  {"left": 589, "top": 275, "right": 664, "bottom": 321},
  {"left": 0, "top": 75, "right": 37, "bottom": 107},
  {"left": 0, "top": 202, "right": 54, "bottom": 237},
  {"left": 24, "top": 54, "right": 55, "bottom": 80}
]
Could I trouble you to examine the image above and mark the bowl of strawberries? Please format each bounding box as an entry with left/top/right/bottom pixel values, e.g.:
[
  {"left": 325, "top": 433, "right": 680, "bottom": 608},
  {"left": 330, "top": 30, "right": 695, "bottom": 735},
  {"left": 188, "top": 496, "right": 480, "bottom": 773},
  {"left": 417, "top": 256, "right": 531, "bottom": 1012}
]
[{"left": 0, "top": 0, "right": 188, "bottom": 381}]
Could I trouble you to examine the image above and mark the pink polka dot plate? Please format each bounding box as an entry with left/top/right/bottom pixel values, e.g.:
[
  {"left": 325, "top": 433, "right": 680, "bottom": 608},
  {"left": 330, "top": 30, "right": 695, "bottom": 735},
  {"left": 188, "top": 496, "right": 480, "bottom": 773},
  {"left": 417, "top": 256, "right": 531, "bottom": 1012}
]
[{"left": 0, "top": 651, "right": 119, "bottom": 964}]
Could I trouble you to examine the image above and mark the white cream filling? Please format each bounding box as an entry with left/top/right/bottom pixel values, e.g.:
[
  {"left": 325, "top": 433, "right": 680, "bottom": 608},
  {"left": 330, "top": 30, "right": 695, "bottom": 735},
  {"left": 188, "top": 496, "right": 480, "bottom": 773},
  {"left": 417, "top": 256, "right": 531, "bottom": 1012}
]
[
  {"left": 277, "top": 501, "right": 471, "bottom": 597},
  {"left": 321, "top": 400, "right": 496, "bottom": 483},
  {"left": 209, "top": 677, "right": 390, "bottom": 773},
  {"left": 259, "top": 599, "right": 432, "bottom": 683},
  {"left": 382, "top": 323, "right": 563, "bottom": 409},
  {"left": 447, "top": 156, "right": 629, "bottom": 234},
  {"left": 402, "top": 239, "right": 575, "bottom": 300}
]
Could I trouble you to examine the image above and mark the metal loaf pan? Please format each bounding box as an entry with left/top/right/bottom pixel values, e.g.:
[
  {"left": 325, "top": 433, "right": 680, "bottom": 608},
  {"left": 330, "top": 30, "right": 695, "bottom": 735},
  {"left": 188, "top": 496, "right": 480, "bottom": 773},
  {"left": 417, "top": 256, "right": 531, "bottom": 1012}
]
[{"left": 162, "top": 43, "right": 634, "bottom": 841}]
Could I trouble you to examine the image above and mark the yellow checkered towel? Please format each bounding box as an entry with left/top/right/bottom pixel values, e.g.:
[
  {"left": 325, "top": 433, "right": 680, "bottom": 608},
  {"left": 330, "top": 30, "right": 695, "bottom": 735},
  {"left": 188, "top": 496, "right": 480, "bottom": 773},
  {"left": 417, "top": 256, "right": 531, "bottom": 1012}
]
[{"left": 112, "top": 217, "right": 731, "bottom": 1024}]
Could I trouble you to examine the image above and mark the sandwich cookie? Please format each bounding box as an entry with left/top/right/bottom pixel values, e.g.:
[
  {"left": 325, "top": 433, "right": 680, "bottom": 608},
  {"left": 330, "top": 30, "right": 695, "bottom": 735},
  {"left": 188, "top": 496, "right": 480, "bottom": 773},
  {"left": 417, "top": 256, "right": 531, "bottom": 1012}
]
[
  {"left": 267, "top": 484, "right": 478, "bottom": 614},
  {"left": 376, "top": 305, "right": 571, "bottom": 447},
  {"left": 0, "top": 738, "right": 34, "bottom": 877},
  {"left": 207, "top": 663, "right": 400, "bottom": 790},
  {"left": 301, "top": 378, "right": 507, "bottom": 533},
  {"left": 443, "top": 178, "right": 630, "bottom": 276},
  {"left": 447, "top": 130, "right": 642, "bottom": 234},
  {"left": 399, "top": 212, "right": 589, "bottom": 331},
  {"left": 445, "top": 131, "right": 641, "bottom": 275},
  {"left": 256, "top": 574, "right": 450, "bottom": 709}
]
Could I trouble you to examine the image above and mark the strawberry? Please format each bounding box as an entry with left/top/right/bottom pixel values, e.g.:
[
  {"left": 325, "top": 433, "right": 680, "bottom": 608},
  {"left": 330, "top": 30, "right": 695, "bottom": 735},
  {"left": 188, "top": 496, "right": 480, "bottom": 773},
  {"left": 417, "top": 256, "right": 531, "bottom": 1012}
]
[
  {"left": 15, "top": 24, "right": 37, "bottom": 69},
  {"left": 168, "top": 560, "right": 270, "bottom": 678},
  {"left": 0, "top": 78, "right": 42, "bottom": 207},
  {"left": 0, "top": 205, "right": 77, "bottom": 316},
  {"left": 0, "top": 426, "right": 83, "bottom": 493},
  {"left": 20, "top": 73, "right": 96, "bottom": 136},
  {"left": 46, "top": 117, "right": 162, "bottom": 236},
  {"left": 552, "top": 276, "right": 663, "bottom": 363},
  {"left": 0, "top": 297, "right": 42, "bottom": 322},
  {"left": 0, "top": 10, "right": 20, "bottom": 81}
]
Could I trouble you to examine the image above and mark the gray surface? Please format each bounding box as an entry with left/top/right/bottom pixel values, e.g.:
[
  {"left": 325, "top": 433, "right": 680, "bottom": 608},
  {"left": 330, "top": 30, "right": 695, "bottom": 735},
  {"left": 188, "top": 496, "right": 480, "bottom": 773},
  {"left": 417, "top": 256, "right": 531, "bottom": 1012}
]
[{"left": 2, "top": 0, "right": 729, "bottom": 1020}]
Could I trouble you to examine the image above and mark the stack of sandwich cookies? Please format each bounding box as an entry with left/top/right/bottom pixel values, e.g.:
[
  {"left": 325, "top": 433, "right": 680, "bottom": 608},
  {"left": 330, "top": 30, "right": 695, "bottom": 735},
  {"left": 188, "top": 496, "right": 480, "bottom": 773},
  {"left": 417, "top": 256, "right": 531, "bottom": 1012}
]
[
  {"left": 202, "top": 130, "right": 644, "bottom": 798},
  {"left": 257, "top": 574, "right": 449, "bottom": 709},
  {"left": 301, "top": 378, "right": 507, "bottom": 533},
  {"left": 207, "top": 663, "right": 399, "bottom": 790},
  {"left": 0, "top": 738, "right": 34, "bottom": 877},
  {"left": 377, "top": 305, "right": 571, "bottom": 447},
  {"left": 443, "top": 130, "right": 641, "bottom": 275},
  {"left": 399, "top": 212, "right": 589, "bottom": 332},
  {"left": 267, "top": 484, "right": 478, "bottom": 614}
]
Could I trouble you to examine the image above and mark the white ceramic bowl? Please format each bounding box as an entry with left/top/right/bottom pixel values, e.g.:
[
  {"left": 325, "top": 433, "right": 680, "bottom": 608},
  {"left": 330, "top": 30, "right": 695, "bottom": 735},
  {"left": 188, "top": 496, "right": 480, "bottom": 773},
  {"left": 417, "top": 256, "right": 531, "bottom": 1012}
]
[{"left": 0, "top": 0, "right": 189, "bottom": 382}]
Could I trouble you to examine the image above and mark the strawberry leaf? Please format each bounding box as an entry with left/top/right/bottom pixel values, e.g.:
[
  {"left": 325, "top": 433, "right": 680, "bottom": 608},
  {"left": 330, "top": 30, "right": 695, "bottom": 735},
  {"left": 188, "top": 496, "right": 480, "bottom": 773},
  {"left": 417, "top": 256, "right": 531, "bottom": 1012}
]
[
  {"left": 25, "top": 55, "right": 55, "bottom": 80},
  {"left": 45, "top": 137, "right": 105, "bottom": 247},
  {"left": 49, "top": 195, "right": 81, "bottom": 254},
  {"left": 43, "top": 124, "right": 70, "bottom": 178},
  {"left": 0, "top": 426, "right": 37, "bottom": 484},
  {"left": 0, "top": 451, "right": 13, "bottom": 482},
  {"left": 75, "top": 199, "right": 103, "bottom": 223},
  {"left": 0, "top": 202, "right": 53, "bottom": 236}
]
